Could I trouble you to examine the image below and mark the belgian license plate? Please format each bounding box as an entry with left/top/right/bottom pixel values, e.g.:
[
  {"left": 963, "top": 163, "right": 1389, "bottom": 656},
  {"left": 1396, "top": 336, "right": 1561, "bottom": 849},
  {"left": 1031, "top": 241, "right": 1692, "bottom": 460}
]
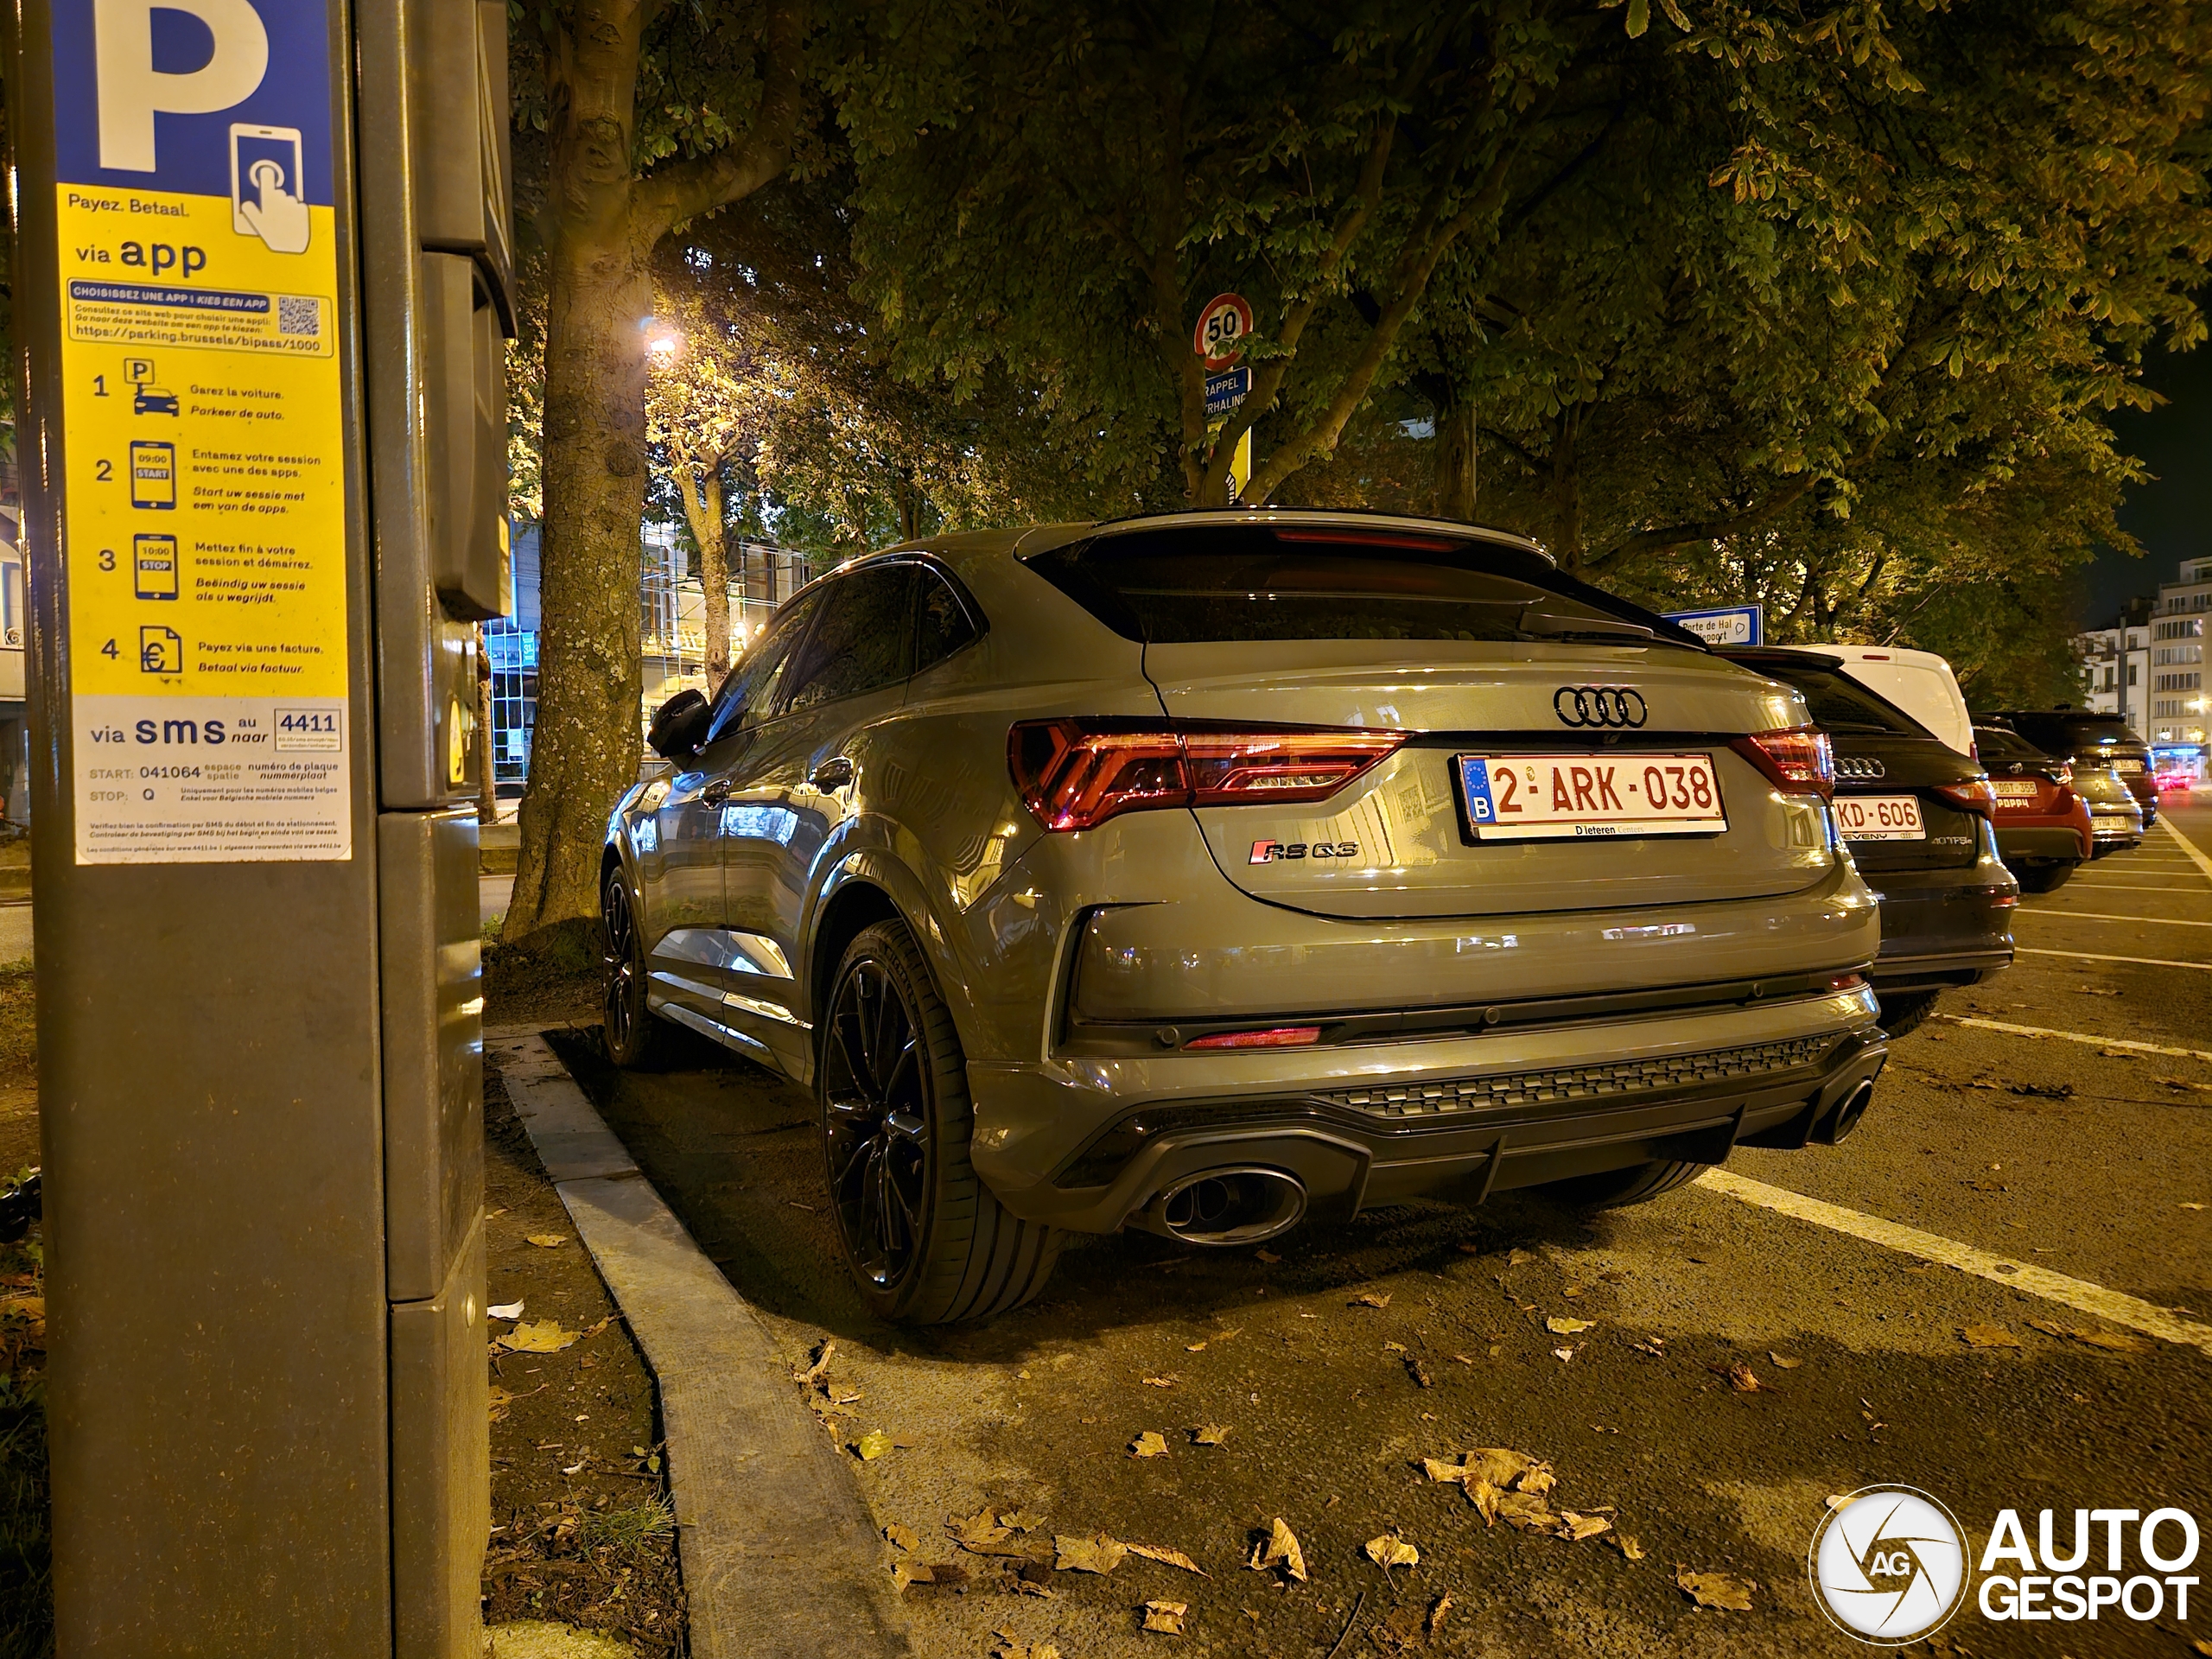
[
  {"left": 1834, "top": 793, "right": 1925, "bottom": 840},
  {"left": 1457, "top": 753, "right": 1727, "bottom": 842},
  {"left": 2111, "top": 758, "right": 2145, "bottom": 775}
]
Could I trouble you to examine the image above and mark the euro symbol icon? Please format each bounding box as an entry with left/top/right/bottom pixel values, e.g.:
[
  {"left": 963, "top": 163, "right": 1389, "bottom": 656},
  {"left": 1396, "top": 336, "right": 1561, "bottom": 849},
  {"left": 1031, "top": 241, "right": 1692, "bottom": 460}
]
[{"left": 139, "top": 625, "right": 183, "bottom": 675}]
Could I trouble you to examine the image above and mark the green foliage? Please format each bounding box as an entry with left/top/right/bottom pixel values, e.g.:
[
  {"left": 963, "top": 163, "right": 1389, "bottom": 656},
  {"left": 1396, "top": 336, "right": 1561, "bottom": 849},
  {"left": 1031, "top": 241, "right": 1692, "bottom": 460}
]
[{"left": 823, "top": 0, "right": 2210, "bottom": 676}]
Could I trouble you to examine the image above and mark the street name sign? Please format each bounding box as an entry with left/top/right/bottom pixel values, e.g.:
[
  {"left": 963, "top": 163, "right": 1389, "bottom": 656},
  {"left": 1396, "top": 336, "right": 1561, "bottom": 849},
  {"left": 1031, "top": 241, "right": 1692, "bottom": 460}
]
[{"left": 1664, "top": 604, "right": 1764, "bottom": 646}]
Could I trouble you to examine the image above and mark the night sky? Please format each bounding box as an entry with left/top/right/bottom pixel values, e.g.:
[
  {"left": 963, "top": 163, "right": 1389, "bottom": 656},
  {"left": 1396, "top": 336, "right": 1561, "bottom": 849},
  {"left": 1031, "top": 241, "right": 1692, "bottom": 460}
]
[{"left": 2082, "top": 340, "right": 2212, "bottom": 626}]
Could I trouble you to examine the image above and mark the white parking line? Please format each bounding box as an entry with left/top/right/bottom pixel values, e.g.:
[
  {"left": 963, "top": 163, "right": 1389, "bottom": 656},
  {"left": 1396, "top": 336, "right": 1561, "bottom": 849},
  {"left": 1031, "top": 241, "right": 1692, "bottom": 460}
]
[
  {"left": 2018, "top": 910, "right": 2212, "bottom": 927},
  {"left": 1698, "top": 1168, "right": 2212, "bottom": 1357},
  {"left": 2016, "top": 947, "right": 2212, "bottom": 970},
  {"left": 2065, "top": 881, "right": 2212, "bottom": 893},
  {"left": 1931, "top": 1012, "right": 2212, "bottom": 1064},
  {"left": 2161, "top": 816, "right": 2212, "bottom": 881}
]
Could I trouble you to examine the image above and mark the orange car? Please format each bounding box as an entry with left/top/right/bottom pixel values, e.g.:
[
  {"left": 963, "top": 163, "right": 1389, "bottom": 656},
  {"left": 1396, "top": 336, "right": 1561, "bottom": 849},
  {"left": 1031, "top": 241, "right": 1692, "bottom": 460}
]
[{"left": 1974, "top": 723, "right": 2094, "bottom": 893}]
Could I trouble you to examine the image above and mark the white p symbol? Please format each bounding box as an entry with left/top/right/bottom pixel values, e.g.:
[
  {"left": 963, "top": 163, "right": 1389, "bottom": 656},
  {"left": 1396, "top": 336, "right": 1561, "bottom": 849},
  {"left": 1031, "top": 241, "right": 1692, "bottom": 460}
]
[{"left": 93, "top": 0, "right": 270, "bottom": 172}]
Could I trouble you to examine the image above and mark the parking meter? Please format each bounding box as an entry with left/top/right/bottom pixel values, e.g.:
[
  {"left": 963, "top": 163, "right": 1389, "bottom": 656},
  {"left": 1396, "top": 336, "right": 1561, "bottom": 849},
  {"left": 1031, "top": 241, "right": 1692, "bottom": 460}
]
[{"left": 3, "top": 0, "right": 512, "bottom": 1649}]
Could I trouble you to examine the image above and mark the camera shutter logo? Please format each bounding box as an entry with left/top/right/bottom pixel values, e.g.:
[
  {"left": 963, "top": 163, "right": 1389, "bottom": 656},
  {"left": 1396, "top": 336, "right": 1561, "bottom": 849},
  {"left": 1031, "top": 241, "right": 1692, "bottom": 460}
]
[
  {"left": 1809, "top": 1486, "right": 1970, "bottom": 1643},
  {"left": 1553, "top": 686, "right": 1647, "bottom": 728}
]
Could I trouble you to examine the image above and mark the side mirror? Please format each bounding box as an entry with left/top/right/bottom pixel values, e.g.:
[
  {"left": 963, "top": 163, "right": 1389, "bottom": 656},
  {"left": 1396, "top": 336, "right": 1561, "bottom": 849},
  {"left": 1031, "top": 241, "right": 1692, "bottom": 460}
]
[{"left": 647, "top": 689, "right": 712, "bottom": 760}]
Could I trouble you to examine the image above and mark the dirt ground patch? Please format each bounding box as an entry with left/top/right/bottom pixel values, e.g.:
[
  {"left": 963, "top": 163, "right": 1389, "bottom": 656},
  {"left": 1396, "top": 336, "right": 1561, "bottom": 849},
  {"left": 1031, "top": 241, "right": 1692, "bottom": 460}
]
[{"left": 480, "top": 1065, "right": 686, "bottom": 1655}]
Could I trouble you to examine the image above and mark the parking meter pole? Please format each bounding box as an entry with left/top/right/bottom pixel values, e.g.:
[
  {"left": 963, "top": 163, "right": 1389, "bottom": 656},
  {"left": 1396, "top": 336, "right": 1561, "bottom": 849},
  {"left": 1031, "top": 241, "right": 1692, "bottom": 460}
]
[{"left": 5, "top": 0, "right": 512, "bottom": 1650}]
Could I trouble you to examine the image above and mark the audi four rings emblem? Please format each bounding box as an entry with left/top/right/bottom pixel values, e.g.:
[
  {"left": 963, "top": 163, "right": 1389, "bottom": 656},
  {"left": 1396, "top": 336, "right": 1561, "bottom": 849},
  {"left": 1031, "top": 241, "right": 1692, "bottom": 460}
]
[{"left": 1553, "top": 686, "right": 1648, "bottom": 728}]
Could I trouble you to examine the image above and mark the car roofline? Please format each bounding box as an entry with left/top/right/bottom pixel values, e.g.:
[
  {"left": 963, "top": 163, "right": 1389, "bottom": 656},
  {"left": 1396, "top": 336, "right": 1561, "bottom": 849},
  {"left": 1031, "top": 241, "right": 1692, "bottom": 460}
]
[{"left": 1046, "top": 506, "right": 1553, "bottom": 563}]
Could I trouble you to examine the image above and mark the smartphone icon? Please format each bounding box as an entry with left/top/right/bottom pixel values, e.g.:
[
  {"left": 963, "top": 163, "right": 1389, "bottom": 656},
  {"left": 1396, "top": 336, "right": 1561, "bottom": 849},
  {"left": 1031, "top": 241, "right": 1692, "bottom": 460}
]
[
  {"left": 230, "top": 124, "right": 311, "bottom": 254},
  {"left": 134, "top": 534, "right": 179, "bottom": 600},
  {"left": 130, "top": 441, "right": 176, "bottom": 510}
]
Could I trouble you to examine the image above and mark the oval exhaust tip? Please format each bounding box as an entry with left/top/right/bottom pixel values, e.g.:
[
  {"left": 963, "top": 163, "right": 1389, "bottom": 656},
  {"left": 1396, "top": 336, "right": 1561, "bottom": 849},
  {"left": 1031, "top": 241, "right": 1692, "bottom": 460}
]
[
  {"left": 1150, "top": 1167, "right": 1306, "bottom": 1247},
  {"left": 1817, "top": 1079, "right": 1878, "bottom": 1145}
]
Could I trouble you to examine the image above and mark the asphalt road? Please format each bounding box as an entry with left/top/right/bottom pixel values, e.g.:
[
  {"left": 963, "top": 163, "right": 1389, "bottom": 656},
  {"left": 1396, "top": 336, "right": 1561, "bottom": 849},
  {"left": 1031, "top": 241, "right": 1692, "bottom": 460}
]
[{"left": 559, "top": 802, "right": 2212, "bottom": 1658}]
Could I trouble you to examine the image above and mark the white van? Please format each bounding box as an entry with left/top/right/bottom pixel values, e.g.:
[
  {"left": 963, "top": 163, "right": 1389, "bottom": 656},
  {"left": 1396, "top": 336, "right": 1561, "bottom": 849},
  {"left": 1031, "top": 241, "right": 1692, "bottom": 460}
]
[{"left": 1764, "top": 644, "right": 1975, "bottom": 759}]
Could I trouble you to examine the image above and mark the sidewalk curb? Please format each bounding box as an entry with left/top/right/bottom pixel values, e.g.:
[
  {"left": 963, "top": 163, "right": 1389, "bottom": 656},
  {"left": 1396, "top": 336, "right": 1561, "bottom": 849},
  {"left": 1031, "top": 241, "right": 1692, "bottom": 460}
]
[{"left": 486, "top": 1025, "right": 912, "bottom": 1659}]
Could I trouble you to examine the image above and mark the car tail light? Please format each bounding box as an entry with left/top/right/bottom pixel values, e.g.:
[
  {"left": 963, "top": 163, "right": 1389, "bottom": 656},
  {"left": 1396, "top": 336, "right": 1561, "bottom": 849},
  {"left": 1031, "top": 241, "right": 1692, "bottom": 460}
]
[
  {"left": 1827, "top": 973, "right": 1866, "bottom": 992},
  {"left": 2056, "top": 761, "right": 2073, "bottom": 785},
  {"left": 1731, "top": 728, "right": 1834, "bottom": 798},
  {"left": 1185, "top": 1026, "right": 1323, "bottom": 1050},
  {"left": 1008, "top": 720, "right": 1404, "bottom": 832},
  {"left": 1934, "top": 779, "right": 1998, "bottom": 817}
]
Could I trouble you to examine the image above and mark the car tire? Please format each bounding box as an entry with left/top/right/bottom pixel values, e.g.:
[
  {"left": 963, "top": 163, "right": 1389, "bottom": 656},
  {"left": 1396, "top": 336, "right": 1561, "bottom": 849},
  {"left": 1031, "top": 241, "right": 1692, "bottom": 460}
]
[
  {"left": 1875, "top": 989, "right": 1941, "bottom": 1038},
  {"left": 2014, "top": 862, "right": 2075, "bottom": 894},
  {"left": 1540, "top": 1159, "right": 1708, "bottom": 1211},
  {"left": 601, "top": 868, "right": 679, "bottom": 1069},
  {"left": 818, "top": 919, "right": 1063, "bottom": 1324}
]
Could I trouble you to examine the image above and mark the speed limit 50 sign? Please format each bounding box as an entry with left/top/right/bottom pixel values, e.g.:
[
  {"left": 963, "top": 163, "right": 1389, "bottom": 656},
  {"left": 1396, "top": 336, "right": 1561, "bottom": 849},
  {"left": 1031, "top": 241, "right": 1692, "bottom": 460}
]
[{"left": 1193, "top": 293, "right": 1254, "bottom": 369}]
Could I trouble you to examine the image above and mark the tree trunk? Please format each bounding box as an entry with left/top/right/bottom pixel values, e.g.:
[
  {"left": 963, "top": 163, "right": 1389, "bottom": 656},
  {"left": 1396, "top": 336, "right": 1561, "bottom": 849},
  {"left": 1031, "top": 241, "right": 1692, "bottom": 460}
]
[
  {"left": 670, "top": 442, "right": 732, "bottom": 687},
  {"left": 698, "top": 467, "right": 731, "bottom": 687},
  {"left": 1433, "top": 397, "right": 1476, "bottom": 520},
  {"left": 505, "top": 243, "right": 653, "bottom": 946},
  {"left": 475, "top": 627, "right": 499, "bottom": 826}
]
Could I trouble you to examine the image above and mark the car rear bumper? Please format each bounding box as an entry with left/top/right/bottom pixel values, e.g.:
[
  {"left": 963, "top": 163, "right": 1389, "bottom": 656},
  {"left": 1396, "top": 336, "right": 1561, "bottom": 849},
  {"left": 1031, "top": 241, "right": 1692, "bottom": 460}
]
[
  {"left": 1993, "top": 824, "right": 2086, "bottom": 866},
  {"left": 1858, "top": 822, "right": 2016, "bottom": 992},
  {"left": 969, "top": 985, "right": 1886, "bottom": 1232}
]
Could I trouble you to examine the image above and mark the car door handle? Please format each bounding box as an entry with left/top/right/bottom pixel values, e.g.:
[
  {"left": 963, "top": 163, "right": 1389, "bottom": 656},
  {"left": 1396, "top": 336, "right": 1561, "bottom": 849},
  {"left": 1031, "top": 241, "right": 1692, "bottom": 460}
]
[
  {"left": 810, "top": 756, "right": 856, "bottom": 791},
  {"left": 701, "top": 778, "right": 734, "bottom": 804}
]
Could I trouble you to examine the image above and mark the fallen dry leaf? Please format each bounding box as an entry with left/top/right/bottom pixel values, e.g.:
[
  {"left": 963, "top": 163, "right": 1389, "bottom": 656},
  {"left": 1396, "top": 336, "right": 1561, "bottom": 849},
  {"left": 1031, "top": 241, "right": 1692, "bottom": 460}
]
[
  {"left": 1507, "top": 1248, "right": 1536, "bottom": 1267},
  {"left": 1184, "top": 1341, "right": 1207, "bottom": 1352},
  {"left": 1141, "top": 1600, "right": 1187, "bottom": 1635},
  {"left": 989, "top": 1630, "right": 1059, "bottom": 1659},
  {"left": 1056, "top": 1533, "right": 1128, "bottom": 1574},
  {"left": 796, "top": 1338, "right": 836, "bottom": 1385},
  {"left": 1715, "top": 1362, "right": 1764, "bottom": 1392},
  {"left": 1558, "top": 1511, "right": 1612, "bottom": 1541},
  {"left": 1383, "top": 1340, "right": 1408, "bottom": 1353},
  {"left": 1248, "top": 1517, "right": 1307, "bottom": 1582},
  {"left": 2074, "top": 1328, "right": 2151, "bottom": 1354},
  {"left": 855, "top": 1432, "right": 894, "bottom": 1461},
  {"left": 1131, "top": 1431, "right": 1169, "bottom": 1459},
  {"left": 893, "top": 1562, "right": 931, "bottom": 1592},
  {"left": 1354, "top": 1293, "right": 1392, "bottom": 1309},
  {"left": 1610, "top": 1533, "right": 1645, "bottom": 1561},
  {"left": 1192, "top": 1424, "right": 1230, "bottom": 1446},
  {"left": 885, "top": 1522, "right": 918, "bottom": 1552},
  {"left": 497, "top": 1320, "right": 579, "bottom": 1355},
  {"left": 1254, "top": 1249, "right": 1281, "bottom": 1264},
  {"left": 1141, "top": 1376, "right": 1178, "bottom": 1389},
  {"left": 1768, "top": 1352, "right": 1802, "bottom": 1370},
  {"left": 2192, "top": 1640, "right": 2212, "bottom": 1659},
  {"left": 946, "top": 1508, "right": 1034, "bottom": 1557},
  {"left": 1551, "top": 1346, "right": 1576, "bottom": 1363},
  {"left": 1676, "top": 1567, "right": 1755, "bottom": 1611},
  {"left": 1546, "top": 1316, "right": 1596, "bottom": 1335},
  {"left": 1495, "top": 1490, "right": 1560, "bottom": 1533},
  {"left": 1961, "top": 1323, "right": 2023, "bottom": 1351},
  {"left": 524, "top": 1234, "right": 567, "bottom": 1249},
  {"left": 1128, "top": 1543, "right": 1207, "bottom": 1576},
  {"left": 487, "top": 1300, "right": 524, "bottom": 1321},
  {"left": 1426, "top": 1592, "right": 1452, "bottom": 1639},
  {"left": 1001, "top": 1510, "right": 1041, "bottom": 1533},
  {"left": 2183, "top": 1203, "right": 2208, "bottom": 1211},
  {"left": 1364, "top": 1533, "right": 1420, "bottom": 1570}
]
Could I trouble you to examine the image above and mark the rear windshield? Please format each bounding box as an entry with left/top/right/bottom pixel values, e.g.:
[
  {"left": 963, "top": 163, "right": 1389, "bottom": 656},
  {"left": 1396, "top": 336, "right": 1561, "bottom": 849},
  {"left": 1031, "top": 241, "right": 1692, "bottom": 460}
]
[
  {"left": 1024, "top": 525, "right": 1703, "bottom": 647},
  {"left": 1727, "top": 654, "right": 1929, "bottom": 736},
  {"left": 1974, "top": 726, "right": 2044, "bottom": 761},
  {"left": 1993, "top": 713, "right": 2143, "bottom": 752}
]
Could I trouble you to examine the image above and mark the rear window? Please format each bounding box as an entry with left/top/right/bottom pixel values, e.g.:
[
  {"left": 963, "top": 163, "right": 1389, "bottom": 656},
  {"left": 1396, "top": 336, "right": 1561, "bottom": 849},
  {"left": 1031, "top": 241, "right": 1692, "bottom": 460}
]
[
  {"left": 1728, "top": 654, "right": 1929, "bottom": 736},
  {"left": 1024, "top": 525, "right": 1702, "bottom": 647},
  {"left": 1994, "top": 713, "right": 2142, "bottom": 752},
  {"left": 1974, "top": 726, "right": 2043, "bottom": 761}
]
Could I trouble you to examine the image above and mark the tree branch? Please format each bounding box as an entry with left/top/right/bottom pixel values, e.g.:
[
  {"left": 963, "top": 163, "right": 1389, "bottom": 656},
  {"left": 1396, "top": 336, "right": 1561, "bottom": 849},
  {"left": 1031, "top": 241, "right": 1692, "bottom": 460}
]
[{"left": 632, "top": 0, "right": 808, "bottom": 240}]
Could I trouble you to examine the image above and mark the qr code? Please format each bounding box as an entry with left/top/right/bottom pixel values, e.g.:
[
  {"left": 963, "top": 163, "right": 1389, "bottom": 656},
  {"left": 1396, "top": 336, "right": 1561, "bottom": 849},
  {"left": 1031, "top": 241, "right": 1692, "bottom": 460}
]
[{"left": 276, "top": 296, "right": 321, "bottom": 337}]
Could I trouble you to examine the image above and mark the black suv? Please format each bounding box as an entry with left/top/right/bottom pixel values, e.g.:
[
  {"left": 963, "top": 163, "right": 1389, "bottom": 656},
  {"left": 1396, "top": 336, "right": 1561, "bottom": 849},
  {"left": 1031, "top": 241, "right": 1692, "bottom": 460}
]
[
  {"left": 1979, "top": 709, "right": 2157, "bottom": 829},
  {"left": 1726, "top": 649, "right": 2015, "bottom": 1035}
]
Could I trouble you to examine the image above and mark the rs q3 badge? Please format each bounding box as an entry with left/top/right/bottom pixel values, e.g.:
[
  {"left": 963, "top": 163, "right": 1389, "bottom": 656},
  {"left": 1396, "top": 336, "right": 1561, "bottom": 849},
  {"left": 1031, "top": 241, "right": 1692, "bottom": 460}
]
[{"left": 1250, "top": 839, "right": 1358, "bottom": 863}]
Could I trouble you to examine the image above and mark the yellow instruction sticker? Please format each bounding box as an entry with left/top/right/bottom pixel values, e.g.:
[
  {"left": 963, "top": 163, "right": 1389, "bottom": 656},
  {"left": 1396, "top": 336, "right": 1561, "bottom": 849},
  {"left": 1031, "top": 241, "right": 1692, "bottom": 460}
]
[{"left": 57, "top": 180, "right": 351, "bottom": 863}]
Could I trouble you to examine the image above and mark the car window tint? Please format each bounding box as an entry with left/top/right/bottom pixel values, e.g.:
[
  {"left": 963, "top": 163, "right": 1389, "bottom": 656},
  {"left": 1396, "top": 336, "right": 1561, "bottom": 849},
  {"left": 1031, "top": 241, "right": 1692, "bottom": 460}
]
[
  {"left": 1732, "top": 657, "right": 1927, "bottom": 736},
  {"left": 1973, "top": 726, "right": 2038, "bottom": 760},
  {"left": 1999, "top": 714, "right": 2139, "bottom": 752},
  {"left": 913, "top": 568, "right": 981, "bottom": 671},
  {"left": 705, "top": 591, "right": 819, "bottom": 744},
  {"left": 779, "top": 564, "right": 916, "bottom": 715},
  {"left": 1024, "top": 525, "right": 1699, "bottom": 646}
]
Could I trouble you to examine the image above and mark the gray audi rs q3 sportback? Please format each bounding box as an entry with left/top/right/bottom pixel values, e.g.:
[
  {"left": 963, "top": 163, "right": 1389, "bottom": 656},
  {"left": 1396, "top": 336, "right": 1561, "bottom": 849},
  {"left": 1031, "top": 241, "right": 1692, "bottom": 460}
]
[{"left": 601, "top": 512, "right": 1889, "bottom": 1322}]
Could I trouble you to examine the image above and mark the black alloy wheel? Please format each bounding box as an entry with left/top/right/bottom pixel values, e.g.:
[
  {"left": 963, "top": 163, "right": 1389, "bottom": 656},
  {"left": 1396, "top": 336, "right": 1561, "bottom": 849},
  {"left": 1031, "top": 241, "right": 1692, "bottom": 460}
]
[
  {"left": 600, "top": 871, "right": 666, "bottom": 1067},
  {"left": 816, "top": 919, "right": 1064, "bottom": 1322},
  {"left": 822, "top": 952, "right": 931, "bottom": 1296}
]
